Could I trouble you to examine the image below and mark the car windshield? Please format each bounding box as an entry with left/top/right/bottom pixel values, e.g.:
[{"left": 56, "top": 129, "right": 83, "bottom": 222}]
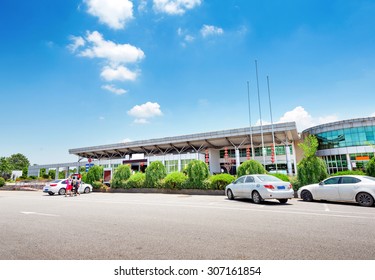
[{"left": 256, "top": 175, "right": 282, "bottom": 182}]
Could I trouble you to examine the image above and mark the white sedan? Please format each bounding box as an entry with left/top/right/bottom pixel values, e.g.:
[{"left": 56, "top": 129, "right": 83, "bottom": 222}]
[
  {"left": 42, "top": 179, "right": 93, "bottom": 195},
  {"left": 298, "top": 175, "right": 375, "bottom": 207},
  {"left": 225, "top": 174, "right": 294, "bottom": 204}
]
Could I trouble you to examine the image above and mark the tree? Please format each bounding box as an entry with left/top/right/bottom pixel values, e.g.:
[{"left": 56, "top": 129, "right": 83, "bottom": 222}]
[
  {"left": 237, "top": 160, "right": 266, "bottom": 177},
  {"left": 366, "top": 157, "right": 375, "bottom": 177},
  {"left": 0, "top": 157, "right": 11, "bottom": 179},
  {"left": 145, "top": 161, "right": 167, "bottom": 188},
  {"left": 185, "top": 160, "right": 210, "bottom": 188},
  {"left": 297, "top": 135, "right": 328, "bottom": 186},
  {"left": 86, "top": 165, "right": 103, "bottom": 184},
  {"left": 8, "top": 153, "right": 30, "bottom": 171},
  {"left": 111, "top": 164, "right": 131, "bottom": 188}
]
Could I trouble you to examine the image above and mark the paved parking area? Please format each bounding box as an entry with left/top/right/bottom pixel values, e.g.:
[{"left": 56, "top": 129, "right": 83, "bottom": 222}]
[{"left": 0, "top": 190, "right": 374, "bottom": 259}]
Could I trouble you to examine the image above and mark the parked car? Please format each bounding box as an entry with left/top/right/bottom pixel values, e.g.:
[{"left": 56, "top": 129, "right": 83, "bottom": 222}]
[
  {"left": 298, "top": 175, "right": 375, "bottom": 207},
  {"left": 225, "top": 174, "right": 294, "bottom": 204},
  {"left": 42, "top": 179, "right": 93, "bottom": 195}
]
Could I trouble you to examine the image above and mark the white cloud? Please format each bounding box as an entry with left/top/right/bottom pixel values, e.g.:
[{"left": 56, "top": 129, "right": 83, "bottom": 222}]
[
  {"left": 101, "top": 65, "right": 138, "bottom": 81},
  {"left": 67, "top": 36, "right": 85, "bottom": 52},
  {"left": 370, "top": 112, "right": 375, "bottom": 117},
  {"left": 200, "top": 25, "right": 224, "bottom": 37},
  {"left": 122, "top": 138, "right": 132, "bottom": 143},
  {"left": 128, "top": 102, "right": 163, "bottom": 124},
  {"left": 84, "top": 0, "right": 134, "bottom": 29},
  {"left": 69, "top": 31, "right": 145, "bottom": 83},
  {"left": 138, "top": 0, "right": 148, "bottom": 13},
  {"left": 184, "top": 35, "right": 194, "bottom": 42},
  {"left": 79, "top": 31, "right": 145, "bottom": 65},
  {"left": 279, "top": 106, "right": 339, "bottom": 131},
  {"left": 153, "top": 0, "right": 201, "bottom": 15},
  {"left": 101, "top": 84, "right": 127, "bottom": 95},
  {"left": 254, "top": 106, "right": 340, "bottom": 131},
  {"left": 99, "top": 116, "right": 105, "bottom": 120}
]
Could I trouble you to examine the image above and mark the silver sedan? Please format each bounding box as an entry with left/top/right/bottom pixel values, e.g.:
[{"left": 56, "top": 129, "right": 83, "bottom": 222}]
[
  {"left": 225, "top": 174, "right": 294, "bottom": 204},
  {"left": 298, "top": 175, "right": 375, "bottom": 207}
]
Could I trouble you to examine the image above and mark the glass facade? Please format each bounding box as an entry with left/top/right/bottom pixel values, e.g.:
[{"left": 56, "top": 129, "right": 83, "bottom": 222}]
[
  {"left": 165, "top": 160, "right": 178, "bottom": 173},
  {"left": 316, "top": 126, "right": 375, "bottom": 150}
]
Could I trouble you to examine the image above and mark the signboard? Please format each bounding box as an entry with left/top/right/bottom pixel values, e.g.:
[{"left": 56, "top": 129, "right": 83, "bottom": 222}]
[
  {"left": 85, "top": 163, "right": 94, "bottom": 172},
  {"left": 356, "top": 156, "right": 370, "bottom": 161}
]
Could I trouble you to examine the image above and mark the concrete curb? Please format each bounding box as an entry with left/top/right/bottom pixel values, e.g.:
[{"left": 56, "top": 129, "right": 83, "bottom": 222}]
[{"left": 93, "top": 188, "right": 225, "bottom": 196}]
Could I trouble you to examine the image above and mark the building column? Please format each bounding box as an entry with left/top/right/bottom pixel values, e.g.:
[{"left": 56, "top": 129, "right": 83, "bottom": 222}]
[
  {"left": 235, "top": 148, "right": 240, "bottom": 170},
  {"left": 285, "top": 145, "right": 293, "bottom": 176},
  {"left": 178, "top": 154, "right": 181, "bottom": 172},
  {"left": 291, "top": 142, "right": 298, "bottom": 175},
  {"left": 55, "top": 167, "right": 59, "bottom": 180},
  {"left": 346, "top": 153, "right": 352, "bottom": 170},
  {"left": 208, "top": 149, "right": 221, "bottom": 174}
]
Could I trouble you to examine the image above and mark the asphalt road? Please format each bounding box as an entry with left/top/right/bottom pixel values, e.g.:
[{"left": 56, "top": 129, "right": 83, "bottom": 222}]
[{"left": 0, "top": 190, "right": 374, "bottom": 260}]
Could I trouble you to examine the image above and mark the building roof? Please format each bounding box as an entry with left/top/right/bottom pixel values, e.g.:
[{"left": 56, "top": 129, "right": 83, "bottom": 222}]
[
  {"left": 302, "top": 117, "right": 375, "bottom": 136},
  {"left": 69, "top": 122, "right": 299, "bottom": 160}
]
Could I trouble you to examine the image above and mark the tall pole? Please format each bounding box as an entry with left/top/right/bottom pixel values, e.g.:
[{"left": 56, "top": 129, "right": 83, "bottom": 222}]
[
  {"left": 255, "top": 60, "right": 266, "bottom": 167},
  {"left": 267, "top": 76, "right": 278, "bottom": 172},
  {"left": 247, "top": 81, "right": 255, "bottom": 159}
]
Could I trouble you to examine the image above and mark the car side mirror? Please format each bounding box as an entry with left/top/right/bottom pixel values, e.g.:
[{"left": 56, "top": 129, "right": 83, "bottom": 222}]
[{"left": 319, "top": 181, "right": 324, "bottom": 186}]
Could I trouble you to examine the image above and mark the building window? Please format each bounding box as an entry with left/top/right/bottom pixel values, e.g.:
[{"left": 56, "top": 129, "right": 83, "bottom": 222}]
[{"left": 165, "top": 160, "right": 178, "bottom": 173}]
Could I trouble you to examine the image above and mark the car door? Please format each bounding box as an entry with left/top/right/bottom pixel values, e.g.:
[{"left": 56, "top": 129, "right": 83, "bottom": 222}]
[
  {"left": 242, "top": 176, "right": 256, "bottom": 198},
  {"left": 231, "top": 176, "right": 246, "bottom": 197},
  {"left": 316, "top": 177, "right": 341, "bottom": 200},
  {"left": 339, "top": 177, "right": 361, "bottom": 201}
]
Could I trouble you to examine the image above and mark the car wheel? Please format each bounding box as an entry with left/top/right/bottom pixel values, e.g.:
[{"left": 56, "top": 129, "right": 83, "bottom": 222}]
[
  {"left": 84, "top": 187, "right": 90, "bottom": 194},
  {"left": 48, "top": 192, "right": 54, "bottom": 196},
  {"left": 227, "top": 189, "right": 234, "bottom": 200},
  {"left": 301, "top": 190, "right": 313, "bottom": 202},
  {"left": 252, "top": 191, "right": 262, "bottom": 204},
  {"left": 278, "top": 199, "right": 288, "bottom": 204},
  {"left": 58, "top": 188, "right": 66, "bottom": 195},
  {"left": 356, "top": 192, "right": 374, "bottom": 207}
]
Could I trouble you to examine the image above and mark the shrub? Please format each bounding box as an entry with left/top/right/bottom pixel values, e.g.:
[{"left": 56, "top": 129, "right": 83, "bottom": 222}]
[
  {"left": 92, "top": 180, "right": 104, "bottom": 189},
  {"left": 145, "top": 161, "right": 167, "bottom": 188},
  {"left": 208, "top": 173, "right": 235, "bottom": 190},
  {"left": 237, "top": 160, "right": 266, "bottom": 177},
  {"left": 297, "top": 135, "right": 328, "bottom": 186},
  {"left": 289, "top": 176, "right": 301, "bottom": 191},
  {"left": 269, "top": 173, "right": 290, "bottom": 182},
  {"left": 366, "top": 157, "right": 375, "bottom": 177},
  {"left": 185, "top": 160, "right": 210, "bottom": 188},
  {"left": 331, "top": 170, "right": 366, "bottom": 176},
  {"left": 111, "top": 164, "right": 131, "bottom": 188},
  {"left": 297, "top": 156, "right": 328, "bottom": 186},
  {"left": 86, "top": 165, "right": 103, "bottom": 185},
  {"left": 164, "top": 172, "right": 187, "bottom": 189},
  {"left": 0, "top": 177, "right": 5, "bottom": 187},
  {"left": 126, "top": 172, "right": 146, "bottom": 188}
]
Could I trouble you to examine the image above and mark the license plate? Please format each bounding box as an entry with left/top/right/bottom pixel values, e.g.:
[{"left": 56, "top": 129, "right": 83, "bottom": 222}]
[{"left": 277, "top": 186, "right": 285, "bottom": 190}]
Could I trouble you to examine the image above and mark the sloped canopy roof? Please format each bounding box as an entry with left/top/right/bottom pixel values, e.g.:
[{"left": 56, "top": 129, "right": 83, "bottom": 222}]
[{"left": 69, "top": 122, "right": 299, "bottom": 160}]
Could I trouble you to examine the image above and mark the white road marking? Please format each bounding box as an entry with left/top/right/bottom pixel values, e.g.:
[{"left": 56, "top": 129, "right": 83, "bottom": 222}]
[
  {"left": 324, "top": 204, "right": 330, "bottom": 212},
  {"left": 21, "top": 211, "right": 59, "bottom": 217}
]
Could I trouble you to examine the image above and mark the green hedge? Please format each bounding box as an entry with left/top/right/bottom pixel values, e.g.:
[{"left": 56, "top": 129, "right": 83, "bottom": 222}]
[
  {"left": 185, "top": 160, "right": 209, "bottom": 188},
  {"left": 366, "top": 158, "right": 375, "bottom": 177},
  {"left": 331, "top": 170, "right": 366, "bottom": 176},
  {"left": 208, "top": 174, "right": 235, "bottom": 190},
  {"left": 164, "top": 172, "right": 187, "bottom": 189},
  {"left": 126, "top": 172, "right": 146, "bottom": 189},
  {"left": 145, "top": 161, "right": 167, "bottom": 188},
  {"left": 237, "top": 160, "right": 266, "bottom": 177},
  {"left": 0, "top": 177, "right": 5, "bottom": 187},
  {"left": 111, "top": 164, "right": 131, "bottom": 188}
]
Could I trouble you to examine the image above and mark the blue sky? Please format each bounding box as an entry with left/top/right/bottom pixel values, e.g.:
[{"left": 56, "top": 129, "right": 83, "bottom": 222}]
[{"left": 1, "top": 0, "right": 375, "bottom": 165}]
